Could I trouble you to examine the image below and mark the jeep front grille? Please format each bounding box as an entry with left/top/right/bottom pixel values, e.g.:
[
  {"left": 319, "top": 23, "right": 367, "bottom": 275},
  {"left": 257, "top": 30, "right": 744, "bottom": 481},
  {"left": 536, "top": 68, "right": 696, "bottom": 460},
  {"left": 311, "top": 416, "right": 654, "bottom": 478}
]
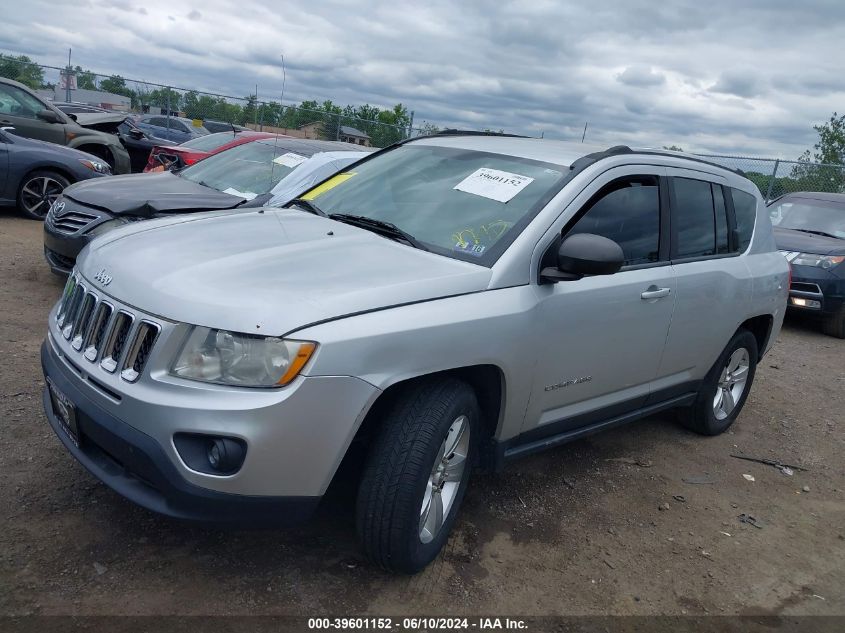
[
  {"left": 50, "top": 210, "right": 99, "bottom": 234},
  {"left": 55, "top": 274, "right": 161, "bottom": 382}
]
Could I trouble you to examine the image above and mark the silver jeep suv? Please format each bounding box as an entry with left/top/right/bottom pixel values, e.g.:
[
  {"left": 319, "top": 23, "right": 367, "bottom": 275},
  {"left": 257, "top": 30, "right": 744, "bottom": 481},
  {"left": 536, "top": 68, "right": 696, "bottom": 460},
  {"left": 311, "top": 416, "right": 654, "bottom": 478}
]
[{"left": 41, "top": 134, "right": 789, "bottom": 573}]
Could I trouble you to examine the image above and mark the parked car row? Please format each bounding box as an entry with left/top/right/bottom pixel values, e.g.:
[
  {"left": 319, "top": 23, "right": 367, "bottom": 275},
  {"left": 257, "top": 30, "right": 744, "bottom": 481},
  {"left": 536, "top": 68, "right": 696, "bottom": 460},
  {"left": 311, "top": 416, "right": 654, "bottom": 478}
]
[
  {"left": 39, "top": 133, "right": 798, "bottom": 574},
  {"left": 43, "top": 136, "right": 369, "bottom": 273}
]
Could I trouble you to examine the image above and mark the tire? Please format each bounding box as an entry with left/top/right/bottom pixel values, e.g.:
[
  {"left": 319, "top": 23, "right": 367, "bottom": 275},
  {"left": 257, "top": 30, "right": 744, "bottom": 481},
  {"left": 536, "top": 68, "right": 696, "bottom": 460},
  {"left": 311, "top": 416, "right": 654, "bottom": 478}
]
[
  {"left": 821, "top": 307, "right": 845, "bottom": 339},
  {"left": 356, "top": 377, "right": 480, "bottom": 574},
  {"left": 17, "top": 170, "right": 71, "bottom": 220},
  {"left": 681, "top": 329, "right": 758, "bottom": 436}
]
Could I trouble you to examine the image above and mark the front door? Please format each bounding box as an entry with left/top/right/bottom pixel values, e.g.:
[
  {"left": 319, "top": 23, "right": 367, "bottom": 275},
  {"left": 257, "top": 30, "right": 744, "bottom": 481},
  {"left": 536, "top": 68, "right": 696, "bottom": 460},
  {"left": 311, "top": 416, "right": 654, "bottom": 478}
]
[
  {"left": 523, "top": 168, "right": 675, "bottom": 436},
  {"left": 0, "top": 83, "right": 66, "bottom": 145}
]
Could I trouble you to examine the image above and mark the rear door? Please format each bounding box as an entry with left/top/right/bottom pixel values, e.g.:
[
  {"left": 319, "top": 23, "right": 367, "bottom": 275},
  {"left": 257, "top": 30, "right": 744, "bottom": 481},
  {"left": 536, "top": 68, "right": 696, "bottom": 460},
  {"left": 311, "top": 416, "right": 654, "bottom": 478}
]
[
  {"left": 653, "top": 169, "right": 752, "bottom": 398},
  {"left": 522, "top": 167, "right": 676, "bottom": 436}
]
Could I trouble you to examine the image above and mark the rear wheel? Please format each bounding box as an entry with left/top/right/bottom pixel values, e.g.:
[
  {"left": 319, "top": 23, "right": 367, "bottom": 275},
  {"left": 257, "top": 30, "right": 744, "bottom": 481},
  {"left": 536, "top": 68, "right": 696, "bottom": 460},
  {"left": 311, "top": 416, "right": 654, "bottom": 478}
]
[
  {"left": 356, "top": 377, "right": 480, "bottom": 574},
  {"left": 681, "top": 329, "right": 758, "bottom": 436},
  {"left": 821, "top": 307, "right": 845, "bottom": 339},
  {"left": 17, "top": 170, "right": 70, "bottom": 220}
]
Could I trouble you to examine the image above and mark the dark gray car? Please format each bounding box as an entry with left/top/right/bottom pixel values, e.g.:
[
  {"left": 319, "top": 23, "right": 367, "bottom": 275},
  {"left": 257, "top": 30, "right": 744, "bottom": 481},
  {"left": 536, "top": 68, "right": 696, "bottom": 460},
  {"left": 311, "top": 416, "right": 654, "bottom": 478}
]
[
  {"left": 0, "top": 77, "right": 130, "bottom": 174},
  {"left": 0, "top": 127, "right": 109, "bottom": 220}
]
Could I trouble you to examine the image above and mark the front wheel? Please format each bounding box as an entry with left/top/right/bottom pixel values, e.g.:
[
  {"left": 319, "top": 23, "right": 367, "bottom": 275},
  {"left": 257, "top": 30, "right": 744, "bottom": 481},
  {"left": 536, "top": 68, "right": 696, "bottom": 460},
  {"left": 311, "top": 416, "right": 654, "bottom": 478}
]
[
  {"left": 681, "top": 329, "right": 758, "bottom": 436},
  {"left": 356, "top": 378, "right": 480, "bottom": 574},
  {"left": 17, "top": 170, "right": 70, "bottom": 220},
  {"left": 821, "top": 307, "right": 845, "bottom": 339}
]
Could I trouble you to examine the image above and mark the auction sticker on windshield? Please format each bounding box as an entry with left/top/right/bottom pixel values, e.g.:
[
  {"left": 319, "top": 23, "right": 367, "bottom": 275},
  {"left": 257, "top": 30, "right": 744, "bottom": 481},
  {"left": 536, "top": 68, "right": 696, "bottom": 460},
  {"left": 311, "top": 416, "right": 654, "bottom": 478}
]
[
  {"left": 301, "top": 172, "right": 356, "bottom": 200},
  {"left": 454, "top": 168, "right": 535, "bottom": 203},
  {"left": 273, "top": 152, "right": 308, "bottom": 168}
]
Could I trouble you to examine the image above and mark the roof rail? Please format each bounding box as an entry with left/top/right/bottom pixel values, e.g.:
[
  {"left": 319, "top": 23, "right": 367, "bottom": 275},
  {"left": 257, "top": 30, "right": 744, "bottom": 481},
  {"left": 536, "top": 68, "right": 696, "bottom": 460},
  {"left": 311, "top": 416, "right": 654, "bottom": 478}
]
[
  {"left": 569, "top": 144, "right": 746, "bottom": 178},
  {"left": 434, "top": 129, "right": 528, "bottom": 138}
]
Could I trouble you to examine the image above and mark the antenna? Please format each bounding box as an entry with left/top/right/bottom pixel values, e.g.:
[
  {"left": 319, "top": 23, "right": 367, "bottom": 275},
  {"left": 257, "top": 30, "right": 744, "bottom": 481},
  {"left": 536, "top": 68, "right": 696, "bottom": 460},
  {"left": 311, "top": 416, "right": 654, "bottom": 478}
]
[
  {"left": 268, "top": 53, "right": 286, "bottom": 191},
  {"left": 581, "top": 121, "right": 588, "bottom": 143}
]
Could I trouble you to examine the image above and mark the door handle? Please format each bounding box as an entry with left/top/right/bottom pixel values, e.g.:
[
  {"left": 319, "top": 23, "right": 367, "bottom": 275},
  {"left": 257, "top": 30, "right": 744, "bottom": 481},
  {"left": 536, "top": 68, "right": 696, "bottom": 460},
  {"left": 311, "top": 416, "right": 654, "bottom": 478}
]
[{"left": 641, "top": 286, "right": 671, "bottom": 300}]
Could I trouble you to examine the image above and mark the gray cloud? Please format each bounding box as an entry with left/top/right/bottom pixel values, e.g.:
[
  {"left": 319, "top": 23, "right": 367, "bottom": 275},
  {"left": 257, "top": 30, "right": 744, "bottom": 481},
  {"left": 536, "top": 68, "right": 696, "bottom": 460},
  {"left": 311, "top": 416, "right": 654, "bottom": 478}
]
[
  {"left": 617, "top": 66, "right": 666, "bottom": 87},
  {"left": 709, "top": 70, "right": 765, "bottom": 98},
  {"left": 0, "top": 0, "right": 843, "bottom": 158}
]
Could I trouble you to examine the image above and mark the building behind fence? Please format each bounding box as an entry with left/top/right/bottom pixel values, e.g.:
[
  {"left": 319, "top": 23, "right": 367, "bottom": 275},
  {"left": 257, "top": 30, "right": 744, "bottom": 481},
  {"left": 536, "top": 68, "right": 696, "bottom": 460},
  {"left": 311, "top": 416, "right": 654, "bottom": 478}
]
[{"left": 3, "top": 55, "right": 845, "bottom": 198}]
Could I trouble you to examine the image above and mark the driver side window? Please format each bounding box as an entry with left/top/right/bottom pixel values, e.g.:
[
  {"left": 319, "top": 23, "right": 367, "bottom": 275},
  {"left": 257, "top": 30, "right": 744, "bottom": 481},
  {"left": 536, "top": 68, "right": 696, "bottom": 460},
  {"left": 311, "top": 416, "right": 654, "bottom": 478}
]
[
  {"left": 0, "top": 84, "right": 44, "bottom": 119},
  {"left": 566, "top": 175, "right": 661, "bottom": 266}
]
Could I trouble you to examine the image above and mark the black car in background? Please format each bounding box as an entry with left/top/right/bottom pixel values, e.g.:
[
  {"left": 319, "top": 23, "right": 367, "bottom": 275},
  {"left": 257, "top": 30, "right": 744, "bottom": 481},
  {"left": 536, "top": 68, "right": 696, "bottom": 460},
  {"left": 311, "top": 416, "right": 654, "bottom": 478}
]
[
  {"left": 0, "top": 127, "right": 109, "bottom": 220},
  {"left": 770, "top": 192, "right": 845, "bottom": 338},
  {"left": 72, "top": 112, "right": 176, "bottom": 173}
]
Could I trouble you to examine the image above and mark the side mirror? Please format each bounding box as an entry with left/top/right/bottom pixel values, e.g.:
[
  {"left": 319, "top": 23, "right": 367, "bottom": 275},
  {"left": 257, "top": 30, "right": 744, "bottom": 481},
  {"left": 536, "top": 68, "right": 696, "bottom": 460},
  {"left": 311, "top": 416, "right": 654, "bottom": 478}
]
[
  {"left": 540, "top": 233, "right": 625, "bottom": 283},
  {"left": 37, "top": 109, "right": 63, "bottom": 124},
  {"left": 128, "top": 128, "right": 145, "bottom": 140}
]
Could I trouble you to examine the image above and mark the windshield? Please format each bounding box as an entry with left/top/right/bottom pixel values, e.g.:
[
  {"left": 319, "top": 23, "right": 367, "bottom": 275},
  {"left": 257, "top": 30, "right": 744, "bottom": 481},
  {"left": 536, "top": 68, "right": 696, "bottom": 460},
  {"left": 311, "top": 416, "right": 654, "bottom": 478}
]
[
  {"left": 179, "top": 140, "right": 312, "bottom": 199},
  {"left": 770, "top": 199, "right": 845, "bottom": 238},
  {"left": 299, "top": 144, "right": 567, "bottom": 264},
  {"left": 180, "top": 132, "right": 241, "bottom": 151}
]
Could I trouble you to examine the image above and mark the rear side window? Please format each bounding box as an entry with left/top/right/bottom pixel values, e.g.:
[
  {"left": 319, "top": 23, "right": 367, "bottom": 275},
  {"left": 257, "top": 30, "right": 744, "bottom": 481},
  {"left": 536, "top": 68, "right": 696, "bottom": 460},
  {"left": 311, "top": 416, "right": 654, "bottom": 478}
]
[
  {"left": 672, "top": 178, "right": 736, "bottom": 258},
  {"left": 673, "top": 178, "right": 716, "bottom": 258},
  {"left": 713, "top": 185, "right": 730, "bottom": 254},
  {"left": 567, "top": 175, "right": 660, "bottom": 266},
  {"left": 731, "top": 189, "right": 757, "bottom": 251}
]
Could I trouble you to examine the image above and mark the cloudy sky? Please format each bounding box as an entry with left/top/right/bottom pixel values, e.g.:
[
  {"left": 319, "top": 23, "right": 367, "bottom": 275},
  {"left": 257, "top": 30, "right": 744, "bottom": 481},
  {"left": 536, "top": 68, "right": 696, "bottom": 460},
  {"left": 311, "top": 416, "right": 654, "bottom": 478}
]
[{"left": 2, "top": 0, "right": 843, "bottom": 158}]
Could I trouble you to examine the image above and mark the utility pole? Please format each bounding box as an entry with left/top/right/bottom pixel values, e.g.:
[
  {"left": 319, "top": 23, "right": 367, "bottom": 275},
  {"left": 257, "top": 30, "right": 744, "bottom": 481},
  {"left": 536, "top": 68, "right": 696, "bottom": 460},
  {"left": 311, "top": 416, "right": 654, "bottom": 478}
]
[{"left": 65, "top": 48, "right": 72, "bottom": 102}]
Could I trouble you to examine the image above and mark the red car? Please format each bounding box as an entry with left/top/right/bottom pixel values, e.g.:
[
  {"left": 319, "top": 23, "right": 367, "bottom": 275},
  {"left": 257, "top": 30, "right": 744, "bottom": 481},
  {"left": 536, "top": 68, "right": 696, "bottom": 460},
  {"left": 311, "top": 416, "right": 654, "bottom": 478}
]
[{"left": 143, "top": 130, "right": 280, "bottom": 172}]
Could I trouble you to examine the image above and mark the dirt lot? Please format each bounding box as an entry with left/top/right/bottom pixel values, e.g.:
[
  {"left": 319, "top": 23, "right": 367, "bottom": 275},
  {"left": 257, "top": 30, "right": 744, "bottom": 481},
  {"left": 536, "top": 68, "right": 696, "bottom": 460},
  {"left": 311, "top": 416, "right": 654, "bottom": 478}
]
[{"left": 1, "top": 208, "right": 844, "bottom": 618}]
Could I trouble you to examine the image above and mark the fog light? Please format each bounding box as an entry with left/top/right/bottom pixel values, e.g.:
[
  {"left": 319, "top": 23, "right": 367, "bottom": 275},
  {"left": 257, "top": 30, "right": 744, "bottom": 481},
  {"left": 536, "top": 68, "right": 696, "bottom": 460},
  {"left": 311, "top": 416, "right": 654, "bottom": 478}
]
[
  {"left": 173, "top": 433, "right": 246, "bottom": 475},
  {"left": 206, "top": 438, "right": 245, "bottom": 474},
  {"left": 791, "top": 297, "right": 821, "bottom": 309}
]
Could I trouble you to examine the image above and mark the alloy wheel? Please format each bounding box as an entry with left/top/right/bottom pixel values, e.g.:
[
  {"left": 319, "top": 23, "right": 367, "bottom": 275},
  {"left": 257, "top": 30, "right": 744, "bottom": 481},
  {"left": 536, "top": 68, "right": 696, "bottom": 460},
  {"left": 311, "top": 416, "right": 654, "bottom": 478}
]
[
  {"left": 713, "top": 347, "right": 750, "bottom": 420},
  {"left": 20, "top": 176, "right": 64, "bottom": 219},
  {"left": 419, "top": 414, "right": 470, "bottom": 544}
]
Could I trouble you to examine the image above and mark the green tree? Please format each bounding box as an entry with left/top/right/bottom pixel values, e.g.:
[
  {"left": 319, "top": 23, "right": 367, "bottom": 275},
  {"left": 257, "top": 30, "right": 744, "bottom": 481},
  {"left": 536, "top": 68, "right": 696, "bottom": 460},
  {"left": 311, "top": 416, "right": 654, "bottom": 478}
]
[
  {"left": 663, "top": 145, "right": 684, "bottom": 152},
  {"left": 0, "top": 54, "right": 45, "bottom": 89},
  {"left": 793, "top": 112, "right": 845, "bottom": 193},
  {"left": 797, "top": 112, "right": 845, "bottom": 166},
  {"left": 74, "top": 66, "right": 97, "bottom": 90},
  {"left": 240, "top": 94, "right": 258, "bottom": 126},
  {"left": 146, "top": 87, "right": 181, "bottom": 113},
  {"left": 98, "top": 75, "right": 137, "bottom": 107}
]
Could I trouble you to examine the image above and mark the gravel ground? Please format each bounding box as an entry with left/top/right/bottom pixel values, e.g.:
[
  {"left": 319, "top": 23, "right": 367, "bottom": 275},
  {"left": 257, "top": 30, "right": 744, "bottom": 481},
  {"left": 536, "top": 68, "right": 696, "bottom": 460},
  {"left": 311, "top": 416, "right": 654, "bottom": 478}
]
[{"left": 1, "top": 208, "right": 844, "bottom": 617}]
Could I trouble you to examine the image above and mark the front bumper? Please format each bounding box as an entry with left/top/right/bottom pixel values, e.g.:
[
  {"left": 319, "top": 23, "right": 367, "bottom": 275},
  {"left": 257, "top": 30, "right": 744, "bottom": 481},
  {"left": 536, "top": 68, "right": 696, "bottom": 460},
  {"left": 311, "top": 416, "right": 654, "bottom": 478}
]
[
  {"left": 41, "top": 326, "right": 379, "bottom": 522},
  {"left": 787, "top": 265, "right": 845, "bottom": 316},
  {"left": 43, "top": 230, "right": 90, "bottom": 275}
]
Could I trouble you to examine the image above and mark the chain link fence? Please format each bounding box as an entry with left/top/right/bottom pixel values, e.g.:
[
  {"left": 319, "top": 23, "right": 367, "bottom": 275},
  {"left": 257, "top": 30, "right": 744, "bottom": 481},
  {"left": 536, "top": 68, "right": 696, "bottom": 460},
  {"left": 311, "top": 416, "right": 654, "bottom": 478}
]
[
  {"left": 692, "top": 154, "right": 845, "bottom": 201},
  {"left": 3, "top": 54, "right": 844, "bottom": 193},
  {"left": 2, "top": 56, "right": 415, "bottom": 147}
]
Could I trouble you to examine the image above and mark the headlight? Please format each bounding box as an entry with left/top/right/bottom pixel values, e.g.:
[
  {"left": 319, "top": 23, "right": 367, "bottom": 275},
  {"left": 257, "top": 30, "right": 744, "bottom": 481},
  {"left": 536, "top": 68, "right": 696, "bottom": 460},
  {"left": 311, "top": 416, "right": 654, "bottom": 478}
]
[
  {"left": 87, "top": 218, "right": 131, "bottom": 236},
  {"left": 171, "top": 327, "right": 317, "bottom": 387},
  {"left": 79, "top": 158, "right": 111, "bottom": 174},
  {"left": 791, "top": 253, "right": 845, "bottom": 269}
]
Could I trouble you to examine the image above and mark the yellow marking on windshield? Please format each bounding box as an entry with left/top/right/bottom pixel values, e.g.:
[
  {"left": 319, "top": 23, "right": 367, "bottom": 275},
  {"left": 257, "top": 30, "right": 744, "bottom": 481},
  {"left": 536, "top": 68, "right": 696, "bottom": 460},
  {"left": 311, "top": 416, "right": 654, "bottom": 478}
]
[{"left": 300, "top": 172, "right": 356, "bottom": 200}]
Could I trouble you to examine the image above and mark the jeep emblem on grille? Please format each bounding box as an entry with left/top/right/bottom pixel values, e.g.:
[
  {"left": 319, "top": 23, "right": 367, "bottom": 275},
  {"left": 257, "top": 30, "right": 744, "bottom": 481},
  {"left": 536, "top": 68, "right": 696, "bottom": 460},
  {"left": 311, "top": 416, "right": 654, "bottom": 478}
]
[
  {"left": 52, "top": 200, "right": 66, "bottom": 215},
  {"left": 94, "top": 269, "right": 113, "bottom": 286}
]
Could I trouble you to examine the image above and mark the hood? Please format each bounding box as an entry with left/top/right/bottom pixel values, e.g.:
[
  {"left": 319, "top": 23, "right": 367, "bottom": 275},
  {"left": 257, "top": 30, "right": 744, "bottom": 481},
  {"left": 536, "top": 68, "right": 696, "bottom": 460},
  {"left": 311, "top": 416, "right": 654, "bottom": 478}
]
[
  {"left": 73, "top": 112, "right": 128, "bottom": 127},
  {"left": 77, "top": 209, "right": 491, "bottom": 335},
  {"left": 773, "top": 227, "right": 845, "bottom": 256},
  {"left": 63, "top": 171, "right": 243, "bottom": 216}
]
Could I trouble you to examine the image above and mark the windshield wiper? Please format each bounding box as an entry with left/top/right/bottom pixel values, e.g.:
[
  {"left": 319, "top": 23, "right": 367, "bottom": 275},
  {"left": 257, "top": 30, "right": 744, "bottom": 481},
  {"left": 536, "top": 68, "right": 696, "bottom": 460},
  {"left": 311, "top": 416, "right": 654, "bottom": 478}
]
[
  {"left": 329, "top": 213, "right": 429, "bottom": 251},
  {"left": 286, "top": 198, "right": 327, "bottom": 217},
  {"left": 790, "top": 228, "right": 843, "bottom": 240}
]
